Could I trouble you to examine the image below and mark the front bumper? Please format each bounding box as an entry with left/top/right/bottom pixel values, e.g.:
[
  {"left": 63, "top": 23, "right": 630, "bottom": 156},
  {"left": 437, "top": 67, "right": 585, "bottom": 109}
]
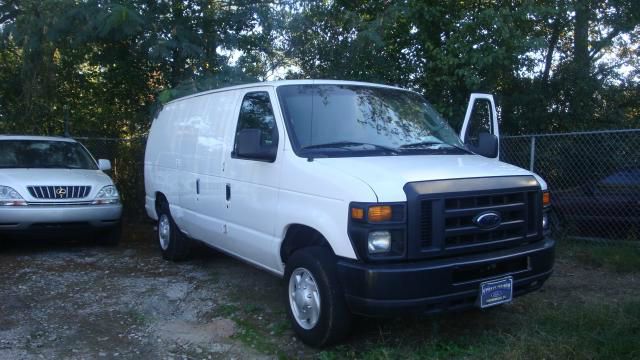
[
  {"left": 336, "top": 237, "right": 555, "bottom": 316},
  {"left": 0, "top": 204, "right": 122, "bottom": 232}
]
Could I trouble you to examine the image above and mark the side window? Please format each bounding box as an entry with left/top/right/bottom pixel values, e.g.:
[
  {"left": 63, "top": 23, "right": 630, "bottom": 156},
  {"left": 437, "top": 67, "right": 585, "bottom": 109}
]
[
  {"left": 464, "top": 99, "right": 493, "bottom": 147},
  {"left": 233, "top": 91, "right": 278, "bottom": 160}
]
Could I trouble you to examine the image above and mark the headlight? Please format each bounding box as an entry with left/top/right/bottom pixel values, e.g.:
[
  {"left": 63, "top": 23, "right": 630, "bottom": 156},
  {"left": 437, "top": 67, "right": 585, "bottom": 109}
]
[
  {"left": 368, "top": 231, "right": 392, "bottom": 254},
  {"left": 92, "top": 185, "right": 120, "bottom": 205},
  {"left": 0, "top": 185, "right": 27, "bottom": 206}
]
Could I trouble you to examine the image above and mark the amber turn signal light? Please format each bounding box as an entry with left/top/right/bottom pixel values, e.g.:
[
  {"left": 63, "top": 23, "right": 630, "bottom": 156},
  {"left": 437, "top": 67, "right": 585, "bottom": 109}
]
[
  {"left": 368, "top": 206, "right": 392, "bottom": 222},
  {"left": 542, "top": 191, "right": 551, "bottom": 207},
  {"left": 351, "top": 207, "right": 365, "bottom": 220}
]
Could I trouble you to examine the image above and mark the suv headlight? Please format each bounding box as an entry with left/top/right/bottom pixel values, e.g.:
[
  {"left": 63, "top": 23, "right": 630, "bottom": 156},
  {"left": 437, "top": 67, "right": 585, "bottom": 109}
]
[
  {"left": 92, "top": 185, "right": 120, "bottom": 205},
  {"left": 0, "top": 185, "right": 27, "bottom": 206}
]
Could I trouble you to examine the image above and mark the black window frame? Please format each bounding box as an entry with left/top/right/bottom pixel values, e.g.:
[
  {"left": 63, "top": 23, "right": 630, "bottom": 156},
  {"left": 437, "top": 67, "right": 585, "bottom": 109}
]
[{"left": 231, "top": 90, "right": 280, "bottom": 163}]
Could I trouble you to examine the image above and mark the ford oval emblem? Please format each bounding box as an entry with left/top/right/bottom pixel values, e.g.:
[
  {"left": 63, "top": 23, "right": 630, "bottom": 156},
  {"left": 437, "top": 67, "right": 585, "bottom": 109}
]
[{"left": 473, "top": 211, "right": 502, "bottom": 230}]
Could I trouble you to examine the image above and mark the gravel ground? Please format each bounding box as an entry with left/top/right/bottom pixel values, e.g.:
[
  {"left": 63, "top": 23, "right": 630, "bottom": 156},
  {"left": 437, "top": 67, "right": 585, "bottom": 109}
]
[
  {"left": 2, "top": 224, "right": 639, "bottom": 360},
  {"left": 0, "top": 223, "right": 310, "bottom": 360}
]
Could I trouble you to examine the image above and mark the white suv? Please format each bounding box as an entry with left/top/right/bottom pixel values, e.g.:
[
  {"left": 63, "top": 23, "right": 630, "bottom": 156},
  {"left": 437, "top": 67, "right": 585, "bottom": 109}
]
[
  {"left": 0, "top": 135, "right": 122, "bottom": 244},
  {"left": 145, "top": 80, "right": 554, "bottom": 346}
]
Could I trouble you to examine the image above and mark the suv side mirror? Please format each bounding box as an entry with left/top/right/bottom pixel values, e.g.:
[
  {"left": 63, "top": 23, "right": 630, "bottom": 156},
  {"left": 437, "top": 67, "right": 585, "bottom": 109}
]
[
  {"left": 235, "top": 129, "right": 277, "bottom": 162},
  {"left": 98, "top": 159, "right": 112, "bottom": 171},
  {"left": 466, "top": 132, "right": 498, "bottom": 158}
]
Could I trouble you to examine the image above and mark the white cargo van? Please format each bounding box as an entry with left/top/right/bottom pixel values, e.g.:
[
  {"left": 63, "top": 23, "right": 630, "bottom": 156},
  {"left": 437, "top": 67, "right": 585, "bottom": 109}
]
[{"left": 144, "top": 80, "right": 554, "bottom": 346}]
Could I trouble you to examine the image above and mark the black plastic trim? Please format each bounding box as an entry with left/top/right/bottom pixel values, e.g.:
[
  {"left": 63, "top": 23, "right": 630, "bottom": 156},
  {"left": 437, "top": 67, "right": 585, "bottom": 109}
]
[{"left": 336, "top": 237, "right": 555, "bottom": 317}]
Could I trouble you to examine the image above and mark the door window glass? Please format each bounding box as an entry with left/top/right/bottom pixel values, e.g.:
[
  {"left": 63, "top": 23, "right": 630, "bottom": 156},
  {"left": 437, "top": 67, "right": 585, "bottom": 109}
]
[
  {"left": 465, "top": 99, "right": 493, "bottom": 146},
  {"left": 234, "top": 92, "right": 278, "bottom": 156}
]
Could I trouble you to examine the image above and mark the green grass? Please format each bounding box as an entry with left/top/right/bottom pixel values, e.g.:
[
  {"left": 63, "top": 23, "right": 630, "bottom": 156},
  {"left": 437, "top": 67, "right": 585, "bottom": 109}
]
[
  {"left": 218, "top": 240, "right": 640, "bottom": 359},
  {"left": 213, "top": 301, "right": 290, "bottom": 359},
  {"left": 317, "top": 300, "right": 640, "bottom": 359},
  {"left": 560, "top": 240, "right": 640, "bottom": 273},
  {"left": 233, "top": 317, "right": 287, "bottom": 358}
]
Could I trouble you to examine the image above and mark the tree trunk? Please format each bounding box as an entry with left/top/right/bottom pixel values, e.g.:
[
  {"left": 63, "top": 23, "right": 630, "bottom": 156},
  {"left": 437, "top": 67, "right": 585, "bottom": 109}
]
[
  {"left": 571, "top": 0, "right": 593, "bottom": 128},
  {"left": 542, "top": 17, "right": 561, "bottom": 84}
]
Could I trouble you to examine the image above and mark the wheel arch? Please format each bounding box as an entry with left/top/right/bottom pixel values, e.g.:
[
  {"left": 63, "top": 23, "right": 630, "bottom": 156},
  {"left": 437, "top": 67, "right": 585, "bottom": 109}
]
[
  {"left": 155, "top": 191, "right": 168, "bottom": 212},
  {"left": 280, "top": 224, "right": 334, "bottom": 265}
]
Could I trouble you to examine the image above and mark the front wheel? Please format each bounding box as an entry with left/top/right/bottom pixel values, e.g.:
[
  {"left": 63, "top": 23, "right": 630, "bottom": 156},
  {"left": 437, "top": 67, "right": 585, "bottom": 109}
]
[{"left": 284, "top": 246, "right": 352, "bottom": 347}]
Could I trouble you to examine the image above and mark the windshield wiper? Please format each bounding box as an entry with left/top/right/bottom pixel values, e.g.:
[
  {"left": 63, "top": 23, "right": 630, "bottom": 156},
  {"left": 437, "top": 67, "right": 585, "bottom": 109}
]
[
  {"left": 36, "top": 165, "right": 80, "bottom": 169},
  {"left": 399, "top": 141, "right": 469, "bottom": 153},
  {"left": 302, "top": 141, "right": 397, "bottom": 153},
  {"left": 398, "top": 141, "right": 447, "bottom": 148}
]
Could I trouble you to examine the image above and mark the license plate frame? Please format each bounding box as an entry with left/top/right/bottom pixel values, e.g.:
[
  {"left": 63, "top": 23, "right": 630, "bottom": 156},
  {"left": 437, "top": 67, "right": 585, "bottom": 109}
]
[{"left": 478, "top": 276, "right": 513, "bottom": 308}]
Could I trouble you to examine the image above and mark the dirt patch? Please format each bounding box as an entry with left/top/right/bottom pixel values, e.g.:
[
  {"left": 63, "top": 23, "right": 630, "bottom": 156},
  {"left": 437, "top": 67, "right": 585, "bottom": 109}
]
[
  {"left": 0, "top": 223, "right": 296, "bottom": 359},
  {"left": 156, "top": 319, "right": 237, "bottom": 344}
]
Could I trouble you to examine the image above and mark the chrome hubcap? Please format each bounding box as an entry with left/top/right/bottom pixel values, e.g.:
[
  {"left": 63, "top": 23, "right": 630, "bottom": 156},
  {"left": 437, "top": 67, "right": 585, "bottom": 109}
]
[
  {"left": 288, "top": 267, "right": 320, "bottom": 330},
  {"left": 158, "top": 214, "right": 170, "bottom": 250}
]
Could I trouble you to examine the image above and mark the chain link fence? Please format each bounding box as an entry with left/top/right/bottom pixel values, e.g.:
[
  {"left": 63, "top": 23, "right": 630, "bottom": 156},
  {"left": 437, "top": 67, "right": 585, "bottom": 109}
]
[
  {"left": 78, "top": 129, "right": 640, "bottom": 242},
  {"left": 501, "top": 129, "right": 640, "bottom": 243}
]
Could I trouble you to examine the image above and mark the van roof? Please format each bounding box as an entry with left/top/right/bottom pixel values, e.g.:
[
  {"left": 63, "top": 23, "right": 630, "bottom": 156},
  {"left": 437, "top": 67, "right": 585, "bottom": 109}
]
[
  {"left": 167, "top": 79, "right": 409, "bottom": 105},
  {"left": 0, "top": 135, "right": 77, "bottom": 143}
]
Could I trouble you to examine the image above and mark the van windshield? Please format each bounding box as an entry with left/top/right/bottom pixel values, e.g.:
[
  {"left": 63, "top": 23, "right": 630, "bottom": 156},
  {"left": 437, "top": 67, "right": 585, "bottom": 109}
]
[
  {"left": 0, "top": 140, "right": 98, "bottom": 169},
  {"left": 277, "top": 84, "right": 468, "bottom": 157}
]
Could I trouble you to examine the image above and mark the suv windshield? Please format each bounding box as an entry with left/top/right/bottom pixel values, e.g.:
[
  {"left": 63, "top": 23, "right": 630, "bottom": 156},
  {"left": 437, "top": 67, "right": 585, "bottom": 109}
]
[
  {"left": 0, "top": 140, "right": 98, "bottom": 169},
  {"left": 277, "top": 85, "right": 467, "bottom": 157}
]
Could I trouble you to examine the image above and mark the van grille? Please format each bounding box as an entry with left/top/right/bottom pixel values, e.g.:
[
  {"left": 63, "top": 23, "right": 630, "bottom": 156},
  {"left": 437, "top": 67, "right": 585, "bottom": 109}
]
[
  {"left": 405, "top": 176, "right": 543, "bottom": 259},
  {"left": 438, "top": 191, "right": 536, "bottom": 249},
  {"left": 27, "top": 186, "right": 91, "bottom": 199}
]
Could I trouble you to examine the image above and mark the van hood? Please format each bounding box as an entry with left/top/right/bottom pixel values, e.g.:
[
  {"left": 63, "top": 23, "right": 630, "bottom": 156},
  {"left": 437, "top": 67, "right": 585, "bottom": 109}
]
[
  {"left": 315, "top": 155, "right": 544, "bottom": 202},
  {"left": 0, "top": 169, "right": 114, "bottom": 200}
]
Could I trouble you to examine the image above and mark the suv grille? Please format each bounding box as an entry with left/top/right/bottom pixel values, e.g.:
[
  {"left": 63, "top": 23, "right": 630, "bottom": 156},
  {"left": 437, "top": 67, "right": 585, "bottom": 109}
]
[{"left": 27, "top": 186, "right": 91, "bottom": 199}]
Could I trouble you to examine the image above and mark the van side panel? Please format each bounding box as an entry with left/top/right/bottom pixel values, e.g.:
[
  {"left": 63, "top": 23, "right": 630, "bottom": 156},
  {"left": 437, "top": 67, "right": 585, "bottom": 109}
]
[
  {"left": 173, "top": 97, "right": 201, "bottom": 233},
  {"left": 182, "top": 90, "right": 240, "bottom": 243},
  {"left": 144, "top": 102, "right": 181, "bottom": 220}
]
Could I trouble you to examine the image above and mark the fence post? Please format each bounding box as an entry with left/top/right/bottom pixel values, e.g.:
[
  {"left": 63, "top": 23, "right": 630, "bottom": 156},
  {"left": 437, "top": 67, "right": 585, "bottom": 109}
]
[{"left": 529, "top": 136, "right": 536, "bottom": 172}]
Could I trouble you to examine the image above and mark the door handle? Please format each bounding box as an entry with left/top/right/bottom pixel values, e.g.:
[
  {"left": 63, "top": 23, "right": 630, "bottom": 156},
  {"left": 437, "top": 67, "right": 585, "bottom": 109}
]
[
  {"left": 225, "top": 183, "right": 231, "bottom": 201},
  {"left": 196, "top": 179, "right": 200, "bottom": 194}
]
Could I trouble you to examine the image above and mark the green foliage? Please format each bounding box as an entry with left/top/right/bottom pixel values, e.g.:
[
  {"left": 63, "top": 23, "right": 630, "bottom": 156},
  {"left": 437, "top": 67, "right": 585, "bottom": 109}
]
[
  {"left": 0, "top": 0, "right": 280, "bottom": 137},
  {"left": 0, "top": 1, "right": 638, "bottom": 137},
  {"left": 284, "top": 0, "right": 640, "bottom": 133}
]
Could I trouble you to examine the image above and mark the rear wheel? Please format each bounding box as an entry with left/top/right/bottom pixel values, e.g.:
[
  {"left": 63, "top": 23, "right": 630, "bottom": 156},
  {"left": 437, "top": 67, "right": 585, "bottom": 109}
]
[
  {"left": 156, "top": 201, "right": 191, "bottom": 261},
  {"left": 285, "top": 246, "right": 352, "bottom": 347}
]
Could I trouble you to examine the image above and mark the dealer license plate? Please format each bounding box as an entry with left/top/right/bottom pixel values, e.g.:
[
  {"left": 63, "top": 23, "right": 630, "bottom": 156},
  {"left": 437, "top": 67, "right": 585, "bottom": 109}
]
[{"left": 479, "top": 276, "right": 513, "bottom": 308}]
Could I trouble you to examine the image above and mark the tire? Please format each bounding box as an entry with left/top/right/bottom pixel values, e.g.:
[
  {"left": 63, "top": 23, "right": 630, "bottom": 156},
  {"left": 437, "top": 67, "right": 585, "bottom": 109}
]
[
  {"left": 156, "top": 201, "right": 191, "bottom": 261},
  {"left": 0, "top": 236, "right": 9, "bottom": 251},
  {"left": 284, "top": 246, "right": 352, "bottom": 347},
  {"left": 98, "top": 224, "right": 121, "bottom": 247}
]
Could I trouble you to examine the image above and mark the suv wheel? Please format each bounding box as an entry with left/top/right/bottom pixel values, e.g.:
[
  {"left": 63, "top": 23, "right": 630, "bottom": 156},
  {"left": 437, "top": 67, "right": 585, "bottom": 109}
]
[
  {"left": 156, "top": 201, "right": 191, "bottom": 261},
  {"left": 285, "top": 246, "right": 352, "bottom": 347}
]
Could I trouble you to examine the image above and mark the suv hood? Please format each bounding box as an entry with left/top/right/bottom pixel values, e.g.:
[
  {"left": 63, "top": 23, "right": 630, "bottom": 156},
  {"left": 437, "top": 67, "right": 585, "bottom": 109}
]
[
  {"left": 0, "top": 169, "right": 114, "bottom": 201},
  {"left": 315, "top": 155, "right": 545, "bottom": 202}
]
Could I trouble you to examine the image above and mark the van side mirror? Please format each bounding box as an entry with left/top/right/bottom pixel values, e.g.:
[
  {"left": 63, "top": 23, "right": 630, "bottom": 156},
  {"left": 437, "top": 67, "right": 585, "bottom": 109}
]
[
  {"left": 98, "top": 159, "right": 112, "bottom": 171},
  {"left": 235, "top": 129, "right": 277, "bottom": 162},
  {"left": 466, "top": 132, "right": 498, "bottom": 158}
]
